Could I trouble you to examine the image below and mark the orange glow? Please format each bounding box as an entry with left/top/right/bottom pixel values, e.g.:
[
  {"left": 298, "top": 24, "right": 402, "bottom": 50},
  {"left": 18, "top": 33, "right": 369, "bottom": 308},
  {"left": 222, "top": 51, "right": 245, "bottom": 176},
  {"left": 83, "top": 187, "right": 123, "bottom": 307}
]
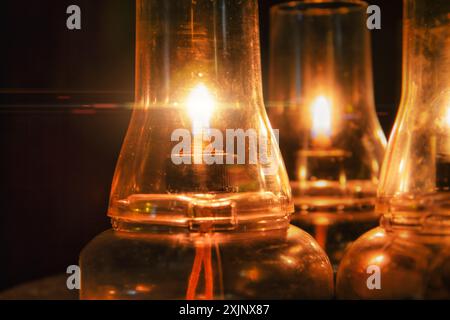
[
  {"left": 280, "top": 255, "right": 296, "bottom": 266},
  {"left": 445, "top": 107, "right": 450, "bottom": 127},
  {"left": 187, "top": 84, "right": 215, "bottom": 135},
  {"left": 246, "top": 267, "right": 261, "bottom": 281},
  {"left": 135, "top": 284, "right": 153, "bottom": 293},
  {"left": 370, "top": 253, "right": 386, "bottom": 265},
  {"left": 187, "top": 84, "right": 216, "bottom": 164},
  {"left": 315, "top": 224, "right": 328, "bottom": 250},
  {"left": 311, "top": 96, "right": 332, "bottom": 148},
  {"left": 312, "top": 96, "right": 332, "bottom": 136},
  {"left": 315, "top": 180, "right": 329, "bottom": 188},
  {"left": 186, "top": 240, "right": 214, "bottom": 300}
]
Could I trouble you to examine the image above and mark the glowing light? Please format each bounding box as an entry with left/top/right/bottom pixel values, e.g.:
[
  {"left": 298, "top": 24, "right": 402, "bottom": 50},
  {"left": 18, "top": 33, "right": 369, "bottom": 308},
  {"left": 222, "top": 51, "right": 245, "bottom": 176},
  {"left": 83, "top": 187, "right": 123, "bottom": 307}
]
[
  {"left": 311, "top": 96, "right": 332, "bottom": 138},
  {"left": 280, "top": 255, "right": 296, "bottom": 266},
  {"left": 187, "top": 84, "right": 215, "bottom": 134},
  {"left": 399, "top": 159, "right": 405, "bottom": 173},
  {"left": 377, "top": 128, "right": 387, "bottom": 147},
  {"left": 370, "top": 254, "right": 385, "bottom": 265},
  {"left": 135, "top": 284, "right": 153, "bottom": 293},
  {"left": 445, "top": 107, "right": 450, "bottom": 127},
  {"left": 315, "top": 180, "right": 329, "bottom": 188},
  {"left": 316, "top": 216, "right": 330, "bottom": 225},
  {"left": 299, "top": 166, "right": 307, "bottom": 180},
  {"left": 244, "top": 267, "right": 261, "bottom": 281},
  {"left": 373, "top": 231, "right": 385, "bottom": 238}
]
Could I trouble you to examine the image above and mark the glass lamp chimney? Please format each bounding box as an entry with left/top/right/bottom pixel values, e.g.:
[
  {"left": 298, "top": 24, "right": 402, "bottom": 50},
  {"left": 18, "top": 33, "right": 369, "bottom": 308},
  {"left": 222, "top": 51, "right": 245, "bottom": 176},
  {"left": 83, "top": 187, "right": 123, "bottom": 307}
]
[
  {"left": 268, "top": 0, "right": 386, "bottom": 266},
  {"left": 337, "top": 0, "right": 450, "bottom": 299}
]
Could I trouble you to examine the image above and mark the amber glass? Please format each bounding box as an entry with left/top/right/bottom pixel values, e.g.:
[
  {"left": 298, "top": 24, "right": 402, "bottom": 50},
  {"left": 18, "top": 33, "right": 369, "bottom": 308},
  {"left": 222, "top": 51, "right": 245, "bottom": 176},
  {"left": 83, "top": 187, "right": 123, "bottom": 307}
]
[
  {"left": 80, "top": 0, "right": 333, "bottom": 299},
  {"left": 337, "top": 0, "right": 450, "bottom": 299},
  {"left": 268, "top": 1, "right": 386, "bottom": 267}
]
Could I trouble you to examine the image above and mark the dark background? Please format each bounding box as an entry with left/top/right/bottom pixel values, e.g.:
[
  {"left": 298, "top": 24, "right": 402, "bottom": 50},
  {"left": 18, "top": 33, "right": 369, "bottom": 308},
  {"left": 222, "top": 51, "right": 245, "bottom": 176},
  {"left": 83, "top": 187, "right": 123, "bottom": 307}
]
[{"left": 0, "top": 0, "right": 402, "bottom": 291}]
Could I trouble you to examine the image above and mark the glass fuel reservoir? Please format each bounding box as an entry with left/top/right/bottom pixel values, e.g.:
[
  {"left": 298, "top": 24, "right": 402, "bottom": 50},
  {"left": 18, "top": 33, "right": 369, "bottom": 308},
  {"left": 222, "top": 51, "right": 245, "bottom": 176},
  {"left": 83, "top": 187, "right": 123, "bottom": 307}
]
[{"left": 79, "top": 0, "right": 333, "bottom": 300}]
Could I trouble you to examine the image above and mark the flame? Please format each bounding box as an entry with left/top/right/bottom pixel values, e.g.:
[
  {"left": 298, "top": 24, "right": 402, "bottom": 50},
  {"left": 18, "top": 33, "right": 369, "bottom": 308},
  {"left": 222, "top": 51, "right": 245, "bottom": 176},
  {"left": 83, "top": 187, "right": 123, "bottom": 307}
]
[
  {"left": 446, "top": 107, "right": 450, "bottom": 127},
  {"left": 187, "top": 84, "right": 215, "bottom": 134},
  {"left": 311, "top": 96, "right": 332, "bottom": 138}
]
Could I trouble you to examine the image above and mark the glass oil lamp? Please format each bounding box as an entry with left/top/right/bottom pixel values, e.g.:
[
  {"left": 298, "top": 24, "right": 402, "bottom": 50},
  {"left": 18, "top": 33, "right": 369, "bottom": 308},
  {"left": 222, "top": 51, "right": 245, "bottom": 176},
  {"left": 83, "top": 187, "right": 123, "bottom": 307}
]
[
  {"left": 337, "top": 0, "right": 450, "bottom": 299},
  {"left": 267, "top": 1, "right": 386, "bottom": 267},
  {"left": 79, "top": 0, "right": 333, "bottom": 300}
]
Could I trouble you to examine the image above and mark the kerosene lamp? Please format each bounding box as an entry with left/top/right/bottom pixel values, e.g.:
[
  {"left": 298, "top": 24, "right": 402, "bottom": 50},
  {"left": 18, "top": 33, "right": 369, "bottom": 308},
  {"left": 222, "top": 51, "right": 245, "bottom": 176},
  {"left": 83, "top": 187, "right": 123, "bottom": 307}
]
[
  {"left": 267, "top": 1, "right": 386, "bottom": 267},
  {"left": 337, "top": 0, "right": 450, "bottom": 299},
  {"left": 80, "top": 0, "right": 333, "bottom": 299}
]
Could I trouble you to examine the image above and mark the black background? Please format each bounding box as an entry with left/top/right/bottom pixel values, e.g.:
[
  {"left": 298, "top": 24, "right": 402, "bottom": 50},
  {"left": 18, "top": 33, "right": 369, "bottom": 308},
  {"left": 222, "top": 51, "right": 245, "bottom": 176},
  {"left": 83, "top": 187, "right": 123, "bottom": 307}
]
[{"left": 0, "top": 0, "right": 402, "bottom": 291}]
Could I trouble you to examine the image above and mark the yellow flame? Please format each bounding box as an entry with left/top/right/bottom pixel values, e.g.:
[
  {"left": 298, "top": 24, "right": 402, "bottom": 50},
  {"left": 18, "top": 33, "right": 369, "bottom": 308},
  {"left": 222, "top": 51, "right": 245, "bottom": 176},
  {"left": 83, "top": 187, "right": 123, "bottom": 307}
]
[
  {"left": 445, "top": 107, "right": 450, "bottom": 127},
  {"left": 311, "top": 96, "right": 332, "bottom": 137},
  {"left": 187, "top": 84, "right": 215, "bottom": 134}
]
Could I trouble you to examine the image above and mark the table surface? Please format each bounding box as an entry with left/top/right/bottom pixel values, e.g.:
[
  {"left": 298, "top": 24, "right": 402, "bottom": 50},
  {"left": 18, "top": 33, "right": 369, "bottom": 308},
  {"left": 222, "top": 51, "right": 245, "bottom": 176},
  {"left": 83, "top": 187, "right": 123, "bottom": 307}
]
[{"left": 0, "top": 275, "right": 78, "bottom": 300}]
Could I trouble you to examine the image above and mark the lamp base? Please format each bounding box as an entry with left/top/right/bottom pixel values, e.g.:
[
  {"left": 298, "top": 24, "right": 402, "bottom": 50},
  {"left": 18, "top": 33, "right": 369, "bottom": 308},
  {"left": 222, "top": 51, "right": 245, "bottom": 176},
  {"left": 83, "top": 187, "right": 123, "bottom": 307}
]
[
  {"left": 80, "top": 225, "right": 334, "bottom": 300},
  {"left": 336, "top": 227, "right": 450, "bottom": 299}
]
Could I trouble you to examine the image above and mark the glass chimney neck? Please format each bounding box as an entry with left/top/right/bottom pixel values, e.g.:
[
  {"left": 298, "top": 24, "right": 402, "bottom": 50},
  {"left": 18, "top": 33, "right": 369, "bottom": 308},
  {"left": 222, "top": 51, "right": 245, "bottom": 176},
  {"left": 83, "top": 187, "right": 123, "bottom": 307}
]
[
  {"left": 269, "top": 1, "right": 377, "bottom": 113},
  {"left": 109, "top": 0, "right": 292, "bottom": 231},
  {"left": 268, "top": 1, "right": 386, "bottom": 212},
  {"left": 267, "top": 1, "right": 386, "bottom": 266},
  {"left": 336, "top": 0, "right": 450, "bottom": 300},
  {"left": 378, "top": 0, "right": 450, "bottom": 230},
  {"left": 136, "top": 0, "right": 263, "bottom": 106},
  {"left": 401, "top": 0, "right": 450, "bottom": 104}
]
